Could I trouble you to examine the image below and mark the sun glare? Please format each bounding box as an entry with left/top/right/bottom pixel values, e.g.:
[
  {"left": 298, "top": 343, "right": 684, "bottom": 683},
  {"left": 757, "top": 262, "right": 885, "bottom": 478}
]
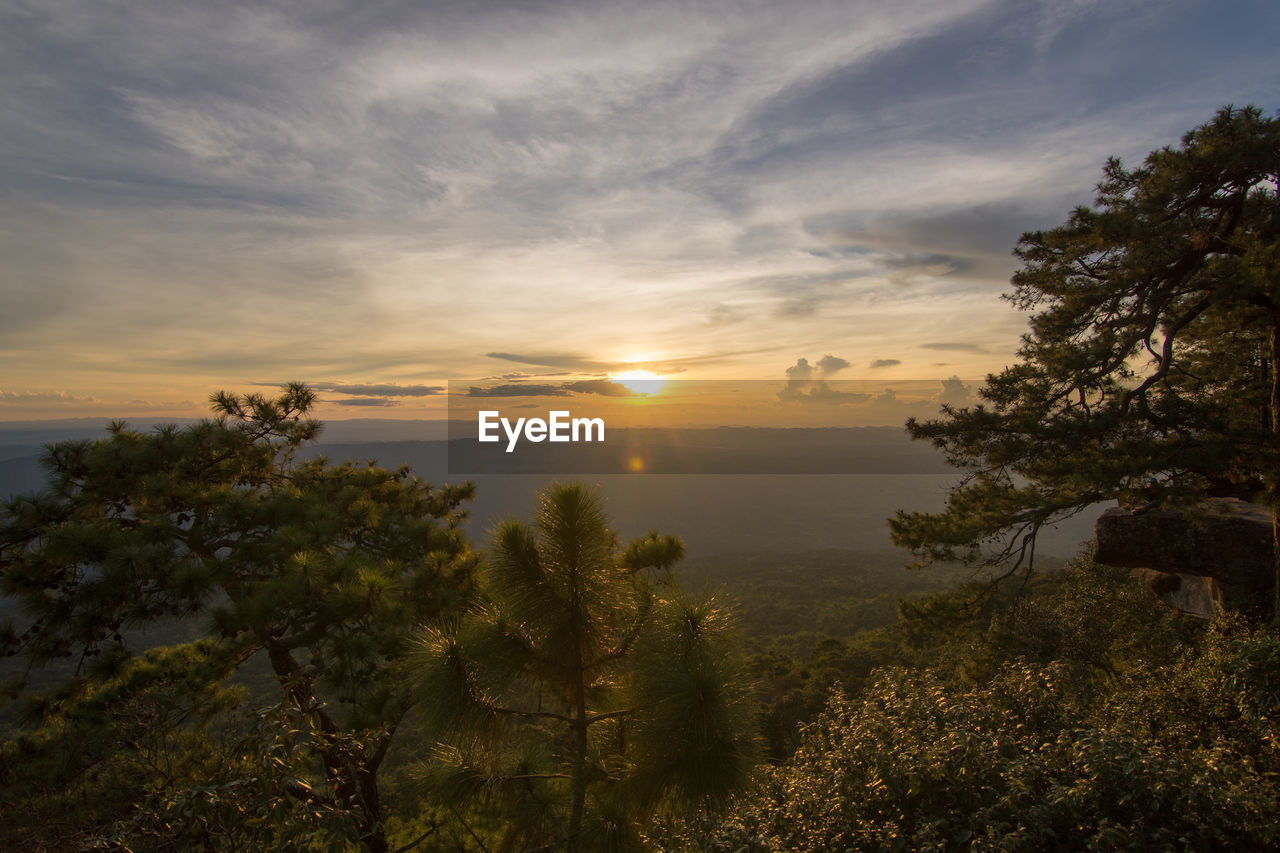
[{"left": 610, "top": 369, "right": 667, "bottom": 395}]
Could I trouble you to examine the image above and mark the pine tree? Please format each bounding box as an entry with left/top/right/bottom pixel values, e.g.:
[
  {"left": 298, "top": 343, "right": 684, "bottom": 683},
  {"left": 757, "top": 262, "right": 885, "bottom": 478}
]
[
  {"left": 0, "top": 384, "right": 477, "bottom": 851},
  {"left": 412, "top": 482, "right": 754, "bottom": 852},
  {"left": 890, "top": 106, "right": 1280, "bottom": 613}
]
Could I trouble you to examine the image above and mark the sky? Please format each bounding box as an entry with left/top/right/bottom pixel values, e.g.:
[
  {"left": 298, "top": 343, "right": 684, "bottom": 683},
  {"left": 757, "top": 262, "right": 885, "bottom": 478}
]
[{"left": 2, "top": 0, "right": 1277, "bottom": 422}]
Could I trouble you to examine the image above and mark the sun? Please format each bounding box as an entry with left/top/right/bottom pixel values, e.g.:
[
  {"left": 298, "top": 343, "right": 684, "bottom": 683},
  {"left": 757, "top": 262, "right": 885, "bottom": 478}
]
[{"left": 610, "top": 369, "right": 667, "bottom": 395}]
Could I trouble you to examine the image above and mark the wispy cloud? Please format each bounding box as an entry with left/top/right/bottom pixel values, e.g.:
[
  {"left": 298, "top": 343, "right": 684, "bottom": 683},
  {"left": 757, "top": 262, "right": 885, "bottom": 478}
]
[
  {"left": 921, "top": 342, "right": 987, "bottom": 353},
  {"left": 332, "top": 397, "right": 401, "bottom": 407},
  {"left": 486, "top": 352, "right": 616, "bottom": 372},
  {"left": 0, "top": 390, "right": 102, "bottom": 404},
  {"left": 562, "top": 380, "right": 644, "bottom": 397},
  {"left": 1, "top": 0, "right": 1275, "bottom": 411},
  {"left": 467, "top": 379, "right": 643, "bottom": 398},
  {"left": 467, "top": 384, "right": 570, "bottom": 398},
  {"left": 314, "top": 382, "right": 445, "bottom": 397}
]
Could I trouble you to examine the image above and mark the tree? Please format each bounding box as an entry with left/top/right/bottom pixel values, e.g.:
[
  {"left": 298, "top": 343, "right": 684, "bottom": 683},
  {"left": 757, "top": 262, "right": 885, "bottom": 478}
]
[
  {"left": 890, "top": 105, "right": 1280, "bottom": 612},
  {"left": 412, "top": 482, "right": 754, "bottom": 852},
  {"left": 0, "top": 384, "right": 477, "bottom": 852},
  {"left": 0, "top": 640, "right": 253, "bottom": 852},
  {"left": 667, "top": 559, "right": 1280, "bottom": 852},
  {"left": 687, "top": 647, "right": 1280, "bottom": 852}
]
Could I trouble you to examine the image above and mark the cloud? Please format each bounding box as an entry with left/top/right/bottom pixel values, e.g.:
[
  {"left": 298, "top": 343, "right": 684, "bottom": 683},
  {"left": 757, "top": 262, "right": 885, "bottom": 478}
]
[
  {"left": 705, "top": 303, "right": 747, "bottom": 326},
  {"left": 778, "top": 384, "right": 872, "bottom": 405},
  {"left": 562, "top": 379, "right": 644, "bottom": 397},
  {"left": 737, "top": 270, "right": 868, "bottom": 319},
  {"left": 778, "top": 355, "right": 867, "bottom": 404},
  {"left": 873, "top": 388, "right": 899, "bottom": 404},
  {"left": 1, "top": 0, "right": 1274, "bottom": 411},
  {"left": 126, "top": 398, "right": 201, "bottom": 410},
  {"left": 936, "top": 375, "right": 974, "bottom": 407},
  {"left": 485, "top": 349, "right": 767, "bottom": 378},
  {"left": 870, "top": 359, "right": 901, "bottom": 368},
  {"left": 467, "top": 384, "right": 570, "bottom": 397},
  {"left": 785, "top": 355, "right": 849, "bottom": 381},
  {"left": 785, "top": 358, "right": 815, "bottom": 382},
  {"left": 816, "top": 354, "right": 850, "bottom": 376},
  {"left": 0, "top": 390, "right": 102, "bottom": 404},
  {"left": 921, "top": 342, "right": 987, "bottom": 353},
  {"left": 331, "top": 397, "right": 401, "bottom": 407},
  {"left": 468, "top": 379, "right": 644, "bottom": 398},
  {"left": 777, "top": 294, "right": 823, "bottom": 317},
  {"left": 486, "top": 352, "right": 615, "bottom": 372},
  {"left": 881, "top": 252, "right": 966, "bottom": 277},
  {"left": 315, "top": 382, "right": 444, "bottom": 397}
]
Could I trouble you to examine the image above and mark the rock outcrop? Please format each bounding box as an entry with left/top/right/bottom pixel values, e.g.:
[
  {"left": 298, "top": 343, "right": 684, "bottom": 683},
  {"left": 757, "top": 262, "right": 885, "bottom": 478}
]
[
  {"left": 1127, "top": 568, "right": 1224, "bottom": 620},
  {"left": 1094, "top": 498, "right": 1273, "bottom": 617}
]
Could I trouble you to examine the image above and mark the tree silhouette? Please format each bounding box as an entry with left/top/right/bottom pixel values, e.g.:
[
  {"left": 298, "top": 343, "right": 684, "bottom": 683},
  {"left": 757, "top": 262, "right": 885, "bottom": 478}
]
[{"left": 891, "top": 105, "right": 1280, "bottom": 614}]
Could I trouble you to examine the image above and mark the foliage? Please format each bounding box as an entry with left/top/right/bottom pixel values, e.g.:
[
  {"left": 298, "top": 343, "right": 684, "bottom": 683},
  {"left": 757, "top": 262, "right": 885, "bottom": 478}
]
[
  {"left": 0, "top": 384, "right": 476, "bottom": 852},
  {"left": 891, "top": 105, "right": 1280, "bottom": 582},
  {"left": 669, "top": 560, "right": 1280, "bottom": 852},
  {"left": 893, "top": 552, "right": 1194, "bottom": 686},
  {"left": 111, "top": 697, "right": 372, "bottom": 853},
  {"left": 411, "top": 482, "right": 755, "bottom": 852},
  {"left": 679, "top": 549, "right": 977, "bottom": 652},
  {"left": 0, "top": 640, "right": 246, "bottom": 851},
  {"left": 676, "top": 550, "right": 983, "bottom": 760}
]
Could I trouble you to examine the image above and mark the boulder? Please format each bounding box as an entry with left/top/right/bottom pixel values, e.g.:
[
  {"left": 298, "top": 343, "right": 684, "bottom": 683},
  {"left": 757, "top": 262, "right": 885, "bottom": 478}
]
[
  {"left": 1129, "top": 568, "right": 1224, "bottom": 620},
  {"left": 1094, "top": 498, "right": 1273, "bottom": 615}
]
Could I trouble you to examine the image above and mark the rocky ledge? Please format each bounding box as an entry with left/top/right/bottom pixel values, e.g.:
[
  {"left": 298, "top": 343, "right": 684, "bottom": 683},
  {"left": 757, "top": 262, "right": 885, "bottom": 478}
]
[{"left": 1094, "top": 498, "right": 1273, "bottom": 617}]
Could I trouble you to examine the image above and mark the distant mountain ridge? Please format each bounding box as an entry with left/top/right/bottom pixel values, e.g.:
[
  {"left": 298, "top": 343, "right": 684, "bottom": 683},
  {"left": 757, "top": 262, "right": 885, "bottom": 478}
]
[
  {"left": 0, "top": 422, "right": 1098, "bottom": 559},
  {"left": 0, "top": 418, "right": 451, "bottom": 445}
]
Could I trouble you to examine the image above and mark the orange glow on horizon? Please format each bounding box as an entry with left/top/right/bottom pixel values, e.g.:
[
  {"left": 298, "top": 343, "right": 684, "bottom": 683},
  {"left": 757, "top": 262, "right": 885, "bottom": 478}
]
[{"left": 609, "top": 369, "right": 667, "bottom": 395}]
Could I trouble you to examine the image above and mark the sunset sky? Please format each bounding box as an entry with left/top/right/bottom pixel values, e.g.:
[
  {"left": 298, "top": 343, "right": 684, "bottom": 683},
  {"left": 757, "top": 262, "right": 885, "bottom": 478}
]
[{"left": 2, "top": 0, "right": 1276, "bottom": 421}]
